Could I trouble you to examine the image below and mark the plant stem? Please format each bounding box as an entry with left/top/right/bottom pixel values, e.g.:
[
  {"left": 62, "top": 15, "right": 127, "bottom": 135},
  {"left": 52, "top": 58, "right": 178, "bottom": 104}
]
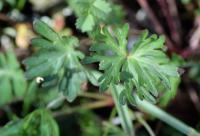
[
  {"left": 103, "top": 108, "right": 117, "bottom": 136},
  {"left": 79, "top": 92, "right": 107, "bottom": 100},
  {"left": 111, "top": 84, "right": 135, "bottom": 136},
  {"left": 135, "top": 113, "right": 155, "bottom": 136},
  {"left": 53, "top": 99, "right": 113, "bottom": 117},
  {"left": 135, "top": 96, "right": 200, "bottom": 136}
]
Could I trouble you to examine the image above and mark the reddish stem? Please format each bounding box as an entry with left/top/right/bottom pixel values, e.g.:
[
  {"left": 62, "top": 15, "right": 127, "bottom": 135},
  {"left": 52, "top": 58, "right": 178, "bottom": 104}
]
[{"left": 136, "top": 0, "right": 179, "bottom": 53}]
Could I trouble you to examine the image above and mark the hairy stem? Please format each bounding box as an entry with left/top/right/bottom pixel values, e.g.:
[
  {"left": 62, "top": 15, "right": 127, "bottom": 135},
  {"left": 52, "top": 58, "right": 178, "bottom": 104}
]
[
  {"left": 111, "top": 84, "right": 135, "bottom": 136},
  {"left": 136, "top": 96, "right": 200, "bottom": 136}
]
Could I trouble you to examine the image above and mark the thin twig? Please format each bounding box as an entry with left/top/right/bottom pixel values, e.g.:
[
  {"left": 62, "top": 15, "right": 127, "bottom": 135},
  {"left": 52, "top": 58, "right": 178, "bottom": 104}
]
[
  {"left": 167, "top": 0, "right": 182, "bottom": 45},
  {"left": 135, "top": 113, "right": 155, "bottom": 136},
  {"left": 53, "top": 98, "right": 114, "bottom": 117},
  {"left": 0, "top": 13, "right": 16, "bottom": 25},
  {"left": 187, "top": 87, "right": 200, "bottom": 115},
  {"left": 136, "top": 0, "right": 164, "bottom": 34},
  {"left": 79, "top": 92, "right": 108, "bottom": 100},
  {"left": 136, "top": 0, "right": 178, "bottom": 53},
  {"left": 157, "top": 0, "right": 181, "bottom": 45},
  {"left": 189, "top": 16, "right": 200, "bottom": 50}
]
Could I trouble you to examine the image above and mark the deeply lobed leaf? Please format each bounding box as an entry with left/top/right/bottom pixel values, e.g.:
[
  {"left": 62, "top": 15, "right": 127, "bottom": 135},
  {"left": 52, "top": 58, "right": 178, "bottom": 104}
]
[
  {"left": 24, "top": 20, "right": 98, "bottom": 102},
  {"left": 0, "top": 50, "right": 27, "bottom": 106},
  {"left": 84, "top": 24, "right": 179, "bottom": 104}
]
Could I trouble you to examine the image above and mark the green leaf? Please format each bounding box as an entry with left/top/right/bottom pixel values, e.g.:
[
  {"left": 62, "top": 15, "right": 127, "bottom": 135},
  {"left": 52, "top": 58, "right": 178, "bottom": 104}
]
[
  {"left": 84, "top": 69, "right": 102, "bottom": 86},
  {"left": 24, "top": 20, "right": 90, "bottom": 102},
  {"left": 0, "top": 109, "right": 59, "bottom": 136},
  {"left": 59, "top": 70, "right": 86, "bottom": 102},
  {"left": 0, "top": 120, "right": 23, "bottom": 136},
  {"left": 76, "top": 14, "right": 95, "bottom": 32},
  {"left": 158, "top": 54, "right": 183, "bottom": 107},
  {"left": 68, "top": 0, "right": 111, "bottom": 32},
  {"left": 159, "top": 76, "right": 180, "bottom": 107},
  {"left": 33, "top": 20, "right": 59, "bottom": 41},
  {"left": 84, "top": 24, "right": 179, "bottom": 104},
  {"left": 104, "top": 4, "right": 125, "bottom": 25},
  {"left": 0, "top": 50, "right": 27, "bottom": 107},
  {"left": 22, "top": 109, "right": 59, "bottom": 136},
  {"left": 93, "top": 0, "right": 111, "bottom": 15}
]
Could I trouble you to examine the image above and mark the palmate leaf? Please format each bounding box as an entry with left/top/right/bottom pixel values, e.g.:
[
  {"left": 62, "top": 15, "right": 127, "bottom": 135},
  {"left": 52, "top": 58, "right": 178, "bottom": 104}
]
[
  {"left": 68, "top": 0, "right": 111, "bottom": 32},
  {"left": 24, "top": 20, "right": 98, "bottom": 102},
  {"left": 158, "top": 54, "right": 184, "bottom": 107},
  {"left": 84, "top": 24, "right": 179, "bottom": 104},
  {"left": 0, "top": 50, "right": 27, "bottom": 106},
  {"left": 0, "top": 109, "right": 59, "bottom": 136}
]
